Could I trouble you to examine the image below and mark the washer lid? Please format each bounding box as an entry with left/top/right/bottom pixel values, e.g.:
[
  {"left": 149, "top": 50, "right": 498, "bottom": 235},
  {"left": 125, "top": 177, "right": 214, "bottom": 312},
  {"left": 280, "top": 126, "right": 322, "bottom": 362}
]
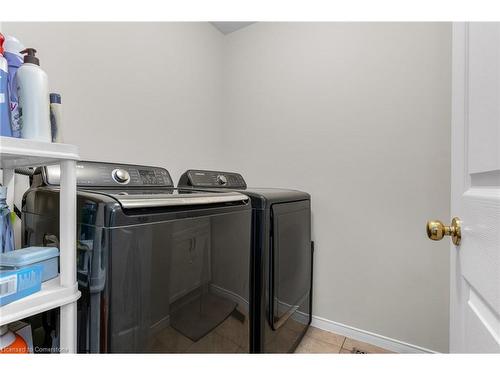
[{"left": 101, "top": 190, "right": 249, "bottom": 209}]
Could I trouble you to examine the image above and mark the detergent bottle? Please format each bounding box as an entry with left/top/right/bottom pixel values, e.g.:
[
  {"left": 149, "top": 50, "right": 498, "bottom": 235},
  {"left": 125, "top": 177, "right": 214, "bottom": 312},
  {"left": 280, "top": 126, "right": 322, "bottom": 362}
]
[
  {"left": 0, "top": 325, "right": 28, "bottom": 354},
  {"left": 17, "top": 48, "right": 51, "bottom": 141},
  {"left": 3, "top": 35, "right": 25, "bottom": 138},
  {"left": 0, "top": 33, "right": 12, "bottom": 137}
]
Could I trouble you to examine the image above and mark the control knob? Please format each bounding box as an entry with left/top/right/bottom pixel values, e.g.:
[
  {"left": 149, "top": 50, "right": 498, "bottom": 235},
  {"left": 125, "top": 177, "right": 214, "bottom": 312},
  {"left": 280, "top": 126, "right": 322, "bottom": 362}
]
[
  {"left": 216, "top": 174, "right": 228, "bottom": 186},
  {"left": 112, "top": 169, "right": 130, "bottom": 184}
]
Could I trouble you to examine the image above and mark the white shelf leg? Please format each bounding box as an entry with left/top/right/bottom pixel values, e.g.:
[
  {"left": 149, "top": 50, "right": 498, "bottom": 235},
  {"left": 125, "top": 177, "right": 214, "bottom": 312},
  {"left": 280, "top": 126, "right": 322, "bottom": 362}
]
[
  {"left": 60, "top": 302, "right": 77, "bottom": 353},
  {"left": 59, "top": 159, "right": 77, "bottom": 353}
]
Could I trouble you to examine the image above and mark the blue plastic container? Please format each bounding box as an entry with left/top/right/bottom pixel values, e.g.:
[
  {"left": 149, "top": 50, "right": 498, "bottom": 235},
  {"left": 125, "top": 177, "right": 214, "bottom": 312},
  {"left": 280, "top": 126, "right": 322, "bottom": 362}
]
[
  {"left": 0, "top": 265, "right": 42, "bottom": 306},
  {"left": 0, "top": 247, "right": 59, "bottom": 282}
]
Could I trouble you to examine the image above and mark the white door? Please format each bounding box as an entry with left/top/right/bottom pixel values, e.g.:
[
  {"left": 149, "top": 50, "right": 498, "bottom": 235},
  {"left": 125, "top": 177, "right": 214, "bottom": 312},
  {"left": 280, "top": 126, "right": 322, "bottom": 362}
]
[{"left": 448, "top": 22, "right": 500, "bottom": 353}]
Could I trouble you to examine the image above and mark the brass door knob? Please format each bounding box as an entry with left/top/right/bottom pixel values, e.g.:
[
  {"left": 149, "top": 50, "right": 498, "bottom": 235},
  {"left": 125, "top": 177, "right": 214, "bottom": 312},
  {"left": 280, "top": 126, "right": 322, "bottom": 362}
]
[{"left": 426, "top": 217, "right": 461, "bottom": 246}]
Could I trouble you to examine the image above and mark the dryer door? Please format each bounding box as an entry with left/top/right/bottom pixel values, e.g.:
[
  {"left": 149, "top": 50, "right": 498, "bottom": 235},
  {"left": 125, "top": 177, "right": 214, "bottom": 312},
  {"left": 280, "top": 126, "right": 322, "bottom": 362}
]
[{"left": 270, "top": 200, "right": 312, "bottom": 330}]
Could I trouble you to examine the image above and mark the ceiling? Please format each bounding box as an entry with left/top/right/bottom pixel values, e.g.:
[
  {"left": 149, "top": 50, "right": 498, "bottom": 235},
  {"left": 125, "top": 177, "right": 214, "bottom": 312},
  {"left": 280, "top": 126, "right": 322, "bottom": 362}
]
[{"left": 210, "top": 22, "right": 255, "bottom": 35}]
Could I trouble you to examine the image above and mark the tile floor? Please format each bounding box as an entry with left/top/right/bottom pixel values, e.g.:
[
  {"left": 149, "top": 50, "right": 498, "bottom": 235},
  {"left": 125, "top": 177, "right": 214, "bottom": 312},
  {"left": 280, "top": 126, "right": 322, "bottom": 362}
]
[
  {"left": 295, "top": 327, "right": 392, "bottom": 354},
  {"left": 150, "top": 318, "right": 391, "bottom": 353}
]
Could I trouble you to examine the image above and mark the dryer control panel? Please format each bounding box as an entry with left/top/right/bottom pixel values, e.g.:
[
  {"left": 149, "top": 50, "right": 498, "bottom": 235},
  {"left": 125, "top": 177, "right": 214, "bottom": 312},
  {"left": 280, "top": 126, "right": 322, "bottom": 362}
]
[
  {"left": 43, "top": 161, "right": 174, "bottom": 188},
  {"left": 178, "top": 170, "right": 247, "bottom": 189}
]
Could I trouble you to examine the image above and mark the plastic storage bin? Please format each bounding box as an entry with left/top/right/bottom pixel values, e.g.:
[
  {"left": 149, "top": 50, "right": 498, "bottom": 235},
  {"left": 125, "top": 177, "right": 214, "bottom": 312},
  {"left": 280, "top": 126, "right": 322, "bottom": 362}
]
[
  {"left": 0, "top": 265, "right": 42, "bottom": 306},
  {"left": 0, "top": 247, "right": 59, "bottom": 282}
]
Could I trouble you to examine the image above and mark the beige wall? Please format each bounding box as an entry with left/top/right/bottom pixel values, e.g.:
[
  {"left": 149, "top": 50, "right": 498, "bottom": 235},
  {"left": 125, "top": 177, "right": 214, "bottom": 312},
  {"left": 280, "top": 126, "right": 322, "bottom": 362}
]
[
  {"left": 3, "top": 22, "right": 452, "bottom": 352},
  {"left": 221, "top": 23, "right": 451, "bottom": 352}
]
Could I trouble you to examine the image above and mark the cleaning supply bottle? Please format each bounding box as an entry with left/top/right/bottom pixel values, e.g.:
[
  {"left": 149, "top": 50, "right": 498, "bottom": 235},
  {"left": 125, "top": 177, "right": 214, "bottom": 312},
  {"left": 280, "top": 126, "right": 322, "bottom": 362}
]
[
  {"left": 49, "top": 93, "right": 62, "bottom": 142},
  {"left": 0, "top": 325, "right": 28, "bottom": 354},
  {"left": 0, "top": 33, "right": 12, "bottom": 137},
  {"left": 0, "top": 186, "right": 15, "bottom": 253},
  {"left": 17, "top": 48, "right": 51, "bottom": 142},
  {"left": 3, "top": 36, "right": 25, "bottom": 138}
]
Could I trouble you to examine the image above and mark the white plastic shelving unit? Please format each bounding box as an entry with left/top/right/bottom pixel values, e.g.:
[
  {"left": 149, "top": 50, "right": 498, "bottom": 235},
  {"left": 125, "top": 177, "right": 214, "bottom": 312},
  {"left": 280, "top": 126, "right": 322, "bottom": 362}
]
[{"left": 0, "top": 136, "right": 81, "bottom": 353}]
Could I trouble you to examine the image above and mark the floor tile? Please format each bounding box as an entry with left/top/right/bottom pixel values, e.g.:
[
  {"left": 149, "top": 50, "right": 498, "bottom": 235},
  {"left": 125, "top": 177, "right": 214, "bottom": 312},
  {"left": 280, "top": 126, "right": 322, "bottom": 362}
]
[
  {"left": 342, "top": 337, "right": 392, "bottom": 354},
  {"left": 294, "top": 335, "right": 342, "bottom": 353},
  {"left": 305, "top": 326, "right": 346, "bottom": 347},
  {"left": 149, "top": 326, "right": 193, "bottom": 353}
]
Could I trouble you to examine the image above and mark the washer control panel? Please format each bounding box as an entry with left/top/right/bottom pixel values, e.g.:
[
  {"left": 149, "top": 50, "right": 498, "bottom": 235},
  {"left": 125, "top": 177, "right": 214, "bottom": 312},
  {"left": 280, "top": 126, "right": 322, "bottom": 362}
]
[
  {"left": 44, "top": 161, "right": 173, "bottom": 187},
  {"left": 179, "top": 170, "right": 247, "bottom": 189}
]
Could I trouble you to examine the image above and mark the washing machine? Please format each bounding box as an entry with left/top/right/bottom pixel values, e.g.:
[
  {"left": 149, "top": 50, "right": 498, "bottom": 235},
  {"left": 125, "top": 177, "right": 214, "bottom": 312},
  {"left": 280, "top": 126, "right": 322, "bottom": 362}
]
[
  {"left": 22, "top": 161, "right": 252, "bottom": 353},
  {"left": 178, "top": 170, "right": 313, "bottom": 353}
]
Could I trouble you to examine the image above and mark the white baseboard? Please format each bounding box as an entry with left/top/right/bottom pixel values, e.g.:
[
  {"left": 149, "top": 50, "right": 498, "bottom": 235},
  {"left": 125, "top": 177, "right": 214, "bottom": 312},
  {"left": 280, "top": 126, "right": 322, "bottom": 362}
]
[{"left": 310, "top": 315, "right": 438, "bottom": 354}]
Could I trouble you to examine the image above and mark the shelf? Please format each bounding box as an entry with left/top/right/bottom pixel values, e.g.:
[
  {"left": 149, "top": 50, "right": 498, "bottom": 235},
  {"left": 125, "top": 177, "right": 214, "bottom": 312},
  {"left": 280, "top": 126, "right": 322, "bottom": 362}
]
[
  {"left": 0, "top": 136, "right": 79, "bottom": 169},
  {"left": 0, "top": 277, "right": 81, "bottom": 326},
  {"left": 0, "top": 137, "right": 80, "bottom": 351}
]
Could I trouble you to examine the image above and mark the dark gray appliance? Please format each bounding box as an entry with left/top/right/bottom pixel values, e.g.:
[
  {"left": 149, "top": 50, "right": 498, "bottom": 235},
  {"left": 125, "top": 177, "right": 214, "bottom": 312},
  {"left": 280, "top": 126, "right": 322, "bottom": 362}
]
[
  {"left": 22, "top": 161, "right": 252, "bottom": 353},
  {"left": 178, "top": 170, "right": 313, "bottom": 353}
]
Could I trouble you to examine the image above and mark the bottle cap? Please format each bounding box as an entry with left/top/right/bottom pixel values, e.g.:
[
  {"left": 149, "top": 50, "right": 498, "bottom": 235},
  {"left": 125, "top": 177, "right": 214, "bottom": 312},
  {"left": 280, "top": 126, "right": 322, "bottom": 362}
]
[
  {"left": 0, "top": 33, "right": 5, "bottom": 55},
  {"left": 4, "top": 36, "right": 25, "bottom": 56},
  {"left": 20, "top": 48, "right": 40, "bottom": 65},
  {"left": 50, "top": 93, "right": 61, "bottom": 104}
]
